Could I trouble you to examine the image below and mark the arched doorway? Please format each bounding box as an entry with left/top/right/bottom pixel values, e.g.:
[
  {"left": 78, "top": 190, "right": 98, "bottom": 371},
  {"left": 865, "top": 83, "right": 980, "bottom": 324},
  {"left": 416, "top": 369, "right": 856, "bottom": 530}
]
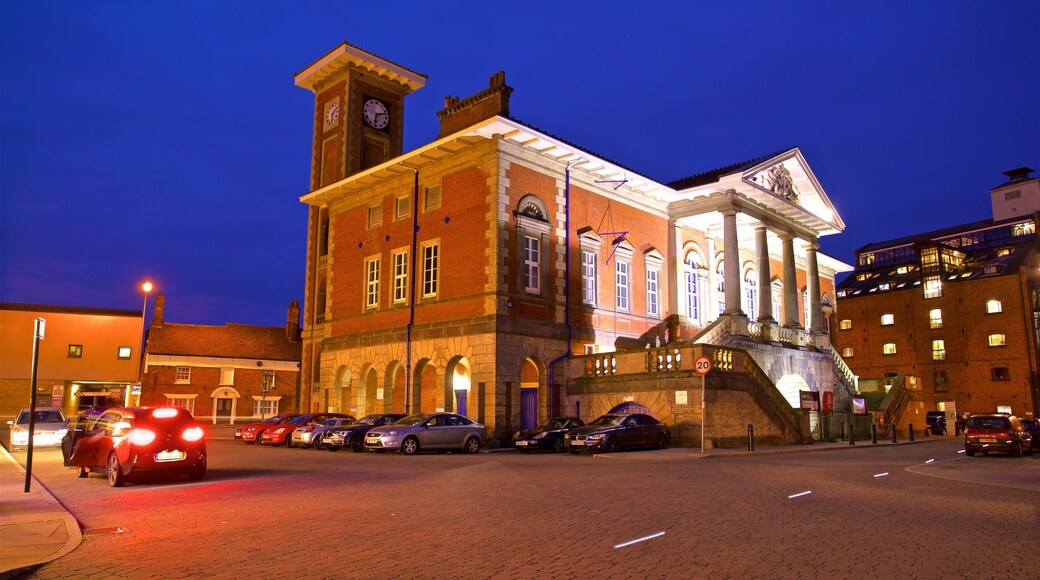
[
  {"left": 775, "top": 373, "right": 809, "bottom": 409},
  {"left": 384, "top": 361, "right": 404, "bottom": 414},
  {"left": 209, "top": 386, "right": 240, "bottom": 425},
  {"left": 520, "top": 357, "right": 541, "bottom": 430},
  {"left": 413, "top": 359, "right": 436, "bottom": 413},
  {"left": 359, "top": 365, "right": 377, "bottom": 416},
  {"left": 445, "top": 357, "right": 472, "bottom": 417},
  {"left": 335, "top": 366, "right": 351, "bottom": 415}
]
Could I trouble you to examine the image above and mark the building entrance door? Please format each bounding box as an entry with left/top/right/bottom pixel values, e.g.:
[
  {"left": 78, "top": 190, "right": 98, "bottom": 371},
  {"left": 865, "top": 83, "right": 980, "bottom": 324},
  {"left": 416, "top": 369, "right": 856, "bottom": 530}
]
[
  {"left": 215, "top": 398, "right": 232, "bottom": 417},
  {"left": 520, "top": 388, "right": 537, "bottom": 430}
]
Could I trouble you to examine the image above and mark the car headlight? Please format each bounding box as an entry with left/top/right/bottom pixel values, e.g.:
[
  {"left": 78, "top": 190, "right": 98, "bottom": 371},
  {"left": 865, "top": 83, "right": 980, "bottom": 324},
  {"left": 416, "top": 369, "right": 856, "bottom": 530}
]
[
  {"left": 58, "top": 428, "right": 68, "bottom": 437},
  {"left": 513, "top": 431, "right": 521, "bottom": 439},
  {"left": 273, "top": 427, "right": 286, "bottom": 435},
  {"left": 587, "top": 434, "right": 605, "bottom": 440},
  {"left": 381, "top": 430, "right": 397, "bottom": 436}
]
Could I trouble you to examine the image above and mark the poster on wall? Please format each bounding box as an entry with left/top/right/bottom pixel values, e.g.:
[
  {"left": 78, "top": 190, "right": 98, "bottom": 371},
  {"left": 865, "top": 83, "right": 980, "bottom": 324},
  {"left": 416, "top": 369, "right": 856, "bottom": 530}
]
[
  {"left": 852, "top": 397, "right": 867, "bottom": 414},
  {"left": 799, "top": 390, "right": 819, "bottom": 411}
]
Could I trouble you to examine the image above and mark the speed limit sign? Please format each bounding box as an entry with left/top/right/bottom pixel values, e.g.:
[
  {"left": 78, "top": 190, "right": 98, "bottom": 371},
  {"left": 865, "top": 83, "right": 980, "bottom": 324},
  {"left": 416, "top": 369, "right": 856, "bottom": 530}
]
[{"left": 694, "top": 355, "right": 712, "bottom": 375}]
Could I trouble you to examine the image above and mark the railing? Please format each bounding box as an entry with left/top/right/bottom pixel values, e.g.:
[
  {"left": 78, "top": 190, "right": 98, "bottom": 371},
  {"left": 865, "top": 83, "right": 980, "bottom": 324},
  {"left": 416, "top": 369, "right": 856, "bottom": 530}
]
[
  {"left": 727, "top": 347, "right": 807, "bottom": 444},
  {"left": 829, "top": 347, "right": 860, "bottom": 399},
  {"left": 646, "top": 347, "right": 682, "bottom": 372},
  {"left": 584, "top": 354, "right": 617, "bottom": 376},
  {"left": 879, "top": 377, "right": 909, "bottom": 437}
]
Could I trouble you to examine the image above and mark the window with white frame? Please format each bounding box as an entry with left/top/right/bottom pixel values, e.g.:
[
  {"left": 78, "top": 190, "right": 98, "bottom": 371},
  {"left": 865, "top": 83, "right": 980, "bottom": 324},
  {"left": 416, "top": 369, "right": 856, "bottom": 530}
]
[
  {"left": 117, "top": 346, "right": 132, "bottom": 359},
  {"left": 881, "top": 313, "right": 894, "bottom": 326},
  {"left": 581, "top": 251, "right": 597, "bottom": 305},
  {"left": 932, "top": 339, "right": 946, "bottom": 360},
  {"left": 646, "top": 268, "right": 660, "bottom": 318},
  {"left": 801, "top": 288, "right": 810, "bottom": 330},
  {"left": 365, "top": 256, "right": 380, "bottom": 309},
  {"left": 771, "top": 280, "right": 782, "bottom": 322},
  {"left": 923, "top": 275, "right": 942, "bottom": 299},
  {"left": 165, "top": 395, "right": 196, "bottom": 413},
  {"left": 421, "top": 241, "right": 439, "bottom": 298},
  {"left": 986, "top": 300, "right": 1002, "bottom": 314},
  {"left": 175, "top": 366, "right": 191, "bottom": 384},
  {"left": 261, "top": 369, "right": 275, "bottom": 391},
  {"left": 523, "top": 235, "right": 540, "bottom": 293},
  {"left": 716, "top": 263, "right": 726, "bottom": 318},
  {"left": 392, "top": 250, "right": 408, "bottom": 304},
  {"left": 928, "top": 309, "right": 943, "bottom": 329},
  {"left": 252, "top": 398, "right": 279, "bottom": 417},
  {"left": 743, "top": 269, "right": 757, "bottom": 320},
  {"left": 882, "top": 342, "right": 897, "bottom": 355},
  {"left": 988, "top": 333, "right": 1006, "bottom": 347},
  {"left": 615, "top": 260, "right": 630, "bottom": 312},
  {"left": 684, "top": 253, "right": 703, "bottom": 322},
  {"left": 996, "top": 405, "right": 1012, "bottom": 414}
]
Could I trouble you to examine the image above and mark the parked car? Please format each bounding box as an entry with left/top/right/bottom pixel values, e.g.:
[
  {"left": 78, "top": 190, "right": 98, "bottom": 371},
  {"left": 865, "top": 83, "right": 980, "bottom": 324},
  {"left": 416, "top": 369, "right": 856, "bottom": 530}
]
[
  {"left": 963, "top": 413, "right": 1033, "bottom": 457},
  {"left": 7, "top": 407, "right": 68, "bottom": 450},
  {"left": 364, "top": 412, "right": 486, "bottom": 455},
  {"left": 564, "top": 413, "right": 669, "bottom": 453},
  {"left": 261, "top": 413, "right": 354, "bottom": 447},
  {"left": 925, "top": 411, "right": 948, "bottom": 435},
  {"left": 1018, "top": 417, "right": 1040, "bottom": 452},
  {"left": 513, "top": 417, "right": 585, "bottom": 453},
  {"left": 322, "top": 413, "right": 407, "bottom": 452},
  {"left": 61, "top": 406, "right": 206, "bottom": 487},
  {"left": 236, "top": 413, "right": 301, "bottom": 444},
  {"left": 291, "top": 416, "right": 357, "bottom": 449}
]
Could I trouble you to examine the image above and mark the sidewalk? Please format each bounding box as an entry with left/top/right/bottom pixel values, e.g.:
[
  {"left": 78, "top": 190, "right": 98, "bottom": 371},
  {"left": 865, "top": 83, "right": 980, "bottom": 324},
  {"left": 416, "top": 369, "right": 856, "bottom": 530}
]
[
  {"left": 0, "top": 446, "right": 81, "bottom": 578},
  {"left": 0, "top": 431, "right": 954, "bottom": 577}
]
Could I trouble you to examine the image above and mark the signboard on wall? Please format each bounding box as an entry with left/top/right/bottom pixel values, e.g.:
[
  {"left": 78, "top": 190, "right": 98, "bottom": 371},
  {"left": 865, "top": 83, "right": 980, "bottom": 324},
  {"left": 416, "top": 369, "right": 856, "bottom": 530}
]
[
  {"left": 51, "top": 385, "right": 63, "bottom": 406},
  {"left": 852, "top": 397, "right": 867, "bottom": 414},
  {"left": 799, "top": 390, "right": 819, "bottom": 411}
]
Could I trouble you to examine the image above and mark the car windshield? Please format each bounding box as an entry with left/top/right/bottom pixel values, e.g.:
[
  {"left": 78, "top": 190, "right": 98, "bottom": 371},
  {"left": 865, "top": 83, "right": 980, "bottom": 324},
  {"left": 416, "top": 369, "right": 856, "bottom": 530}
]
[
  {"left": 287, "top": 415, "right": 318, "bottom": 425},
  {"left": 394, "top": 414, "right": 429, "bottom": 426},
  {"left": 536, "top": 418, "right": 567, "bottom": 430},
  {"left": 15, "top": 410, "right": 66, "bottom": 424},
  {"left": 265, "top": 414, "right": 292, "bottom": 423},
  {"left": 355, "top": 415, "right": 382, "bottom": 425},
  {"left": 967, "top": 416, "right": 1010, "bottom": 429},
  {"left": 587, "top": 415, "right": 624, "bottom": 427}
]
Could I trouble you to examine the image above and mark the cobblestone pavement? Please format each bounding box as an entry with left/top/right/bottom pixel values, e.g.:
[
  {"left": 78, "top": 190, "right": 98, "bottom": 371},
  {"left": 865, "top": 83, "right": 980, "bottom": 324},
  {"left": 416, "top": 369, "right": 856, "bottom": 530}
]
[{"left": 18, "top": 440, "right": 1040, "bottom": 579}]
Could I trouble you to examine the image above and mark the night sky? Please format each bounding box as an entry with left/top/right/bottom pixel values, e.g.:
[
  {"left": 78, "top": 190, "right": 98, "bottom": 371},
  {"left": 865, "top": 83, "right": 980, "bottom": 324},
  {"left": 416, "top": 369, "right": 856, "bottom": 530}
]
[{"left": 2, "top": 2, "right": 1038, "bottom": 327}]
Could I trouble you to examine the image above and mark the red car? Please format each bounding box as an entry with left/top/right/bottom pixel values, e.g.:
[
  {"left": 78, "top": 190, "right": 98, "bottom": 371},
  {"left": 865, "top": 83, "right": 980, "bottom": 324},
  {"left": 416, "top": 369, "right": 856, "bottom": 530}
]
[
  {"left": 963, "top": 413, "right": 1033, "bottom": 457},
  {"left": 61, "top": 406, "right": 206, "bottom": 487},
  {"left": 260, "top": 413, "right": 354, "bottom": 447},
  {"left": 236, "top": 413, "right": 301, "bottom": 444}
]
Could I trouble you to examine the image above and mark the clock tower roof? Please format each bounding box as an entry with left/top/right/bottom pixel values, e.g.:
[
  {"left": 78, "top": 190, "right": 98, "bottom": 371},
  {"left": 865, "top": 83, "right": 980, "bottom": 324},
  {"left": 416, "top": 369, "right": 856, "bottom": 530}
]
[{"left": 294, "top": 41, "right": 427, "bottom": 93}]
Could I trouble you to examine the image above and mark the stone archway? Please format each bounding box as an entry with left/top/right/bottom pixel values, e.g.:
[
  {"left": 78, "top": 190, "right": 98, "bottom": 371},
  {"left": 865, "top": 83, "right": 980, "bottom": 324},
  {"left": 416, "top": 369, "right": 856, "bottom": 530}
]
[
  {"left": 608, "top": 401, "right": 656, "bottom": 418},
  {"left": 359, "top": 365, "right": 377, "bottom": 416},
  {"left": 209, "top": 386, "right": 240, "bottom": 425},
  {"left": 445, "top": 356, "right": 472, "bottom": 417},
  {"left": 384, "top": 361, "right": 404, "bottom": 414},
  {"left": 412, "top": 358, "right": 436, "bottom": 413},
  {"left": 520, "top": 357, "right": 542, "bottom": 430},
  {"left": 334, "top": 366, "right": 351, "bottom": 415}
]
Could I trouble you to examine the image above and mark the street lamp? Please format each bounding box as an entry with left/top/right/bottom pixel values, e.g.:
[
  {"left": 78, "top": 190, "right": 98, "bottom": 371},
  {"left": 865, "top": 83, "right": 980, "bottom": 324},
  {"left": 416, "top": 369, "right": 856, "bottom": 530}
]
[{"left": 131, "top": 281, "right": 154, "bottom": 406}]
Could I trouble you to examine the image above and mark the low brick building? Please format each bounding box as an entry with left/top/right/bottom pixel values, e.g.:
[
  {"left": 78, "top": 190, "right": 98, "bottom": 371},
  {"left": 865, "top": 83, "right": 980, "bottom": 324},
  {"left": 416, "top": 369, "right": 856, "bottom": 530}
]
[
  {"left": 140, "top": 293, "right": 302, "bottom": 424},
  {"left": 835, "top": 167, "right": 1040, "bottom": 430}
]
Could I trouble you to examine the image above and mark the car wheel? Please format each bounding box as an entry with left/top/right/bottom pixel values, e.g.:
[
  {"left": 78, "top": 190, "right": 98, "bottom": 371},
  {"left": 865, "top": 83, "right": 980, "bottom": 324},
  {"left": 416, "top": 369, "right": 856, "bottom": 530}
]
[
  {"left": 107, "top": 453, "right": 126, "bottom": 487},
  {"left": 604, "top": 436, "right": 620, "bottom": 453},
  {"left": 77, "top": 467, "right": 89, "bottom": 478},
  {"left": 313, "top": 438, "right": 324, "bottom": 451},
  {"left": 401, "top": 436, "right": 419, "bottom": 455},
  {"left": 188, "top": 457, "right": 206, "bottom": 481},
  {"left": 464, "top": 437, "right": 480, "bottom": 454},
  {"left": 551, "top": 439, "right": 564, "bottom": 454},
  {"left": 350, "top": 436, "right": 366, "bottom": 453},
  {"left": 966, "top": 449, "right": 975, "bottom": 456},
  {"left": 656, "top": 434, "right": 667, "bottom": 450}
]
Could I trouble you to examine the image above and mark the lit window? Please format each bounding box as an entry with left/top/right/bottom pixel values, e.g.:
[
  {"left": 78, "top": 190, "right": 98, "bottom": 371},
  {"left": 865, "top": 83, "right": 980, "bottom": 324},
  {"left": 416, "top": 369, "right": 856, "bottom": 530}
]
[
  {"left": 931, "top": 340, "right": 946, "bottom": 361},
  {"left": 685, "top": 255, "right": 702, "bottom": 321},
  {"left": 928, "top": 309, "right": 942, "bottom": 329},
  {"left": 878, "top": 283, "right": 890, "bottom": 291},
  {"left": 117, "top": 346, "right": 132, "bottom": 359},
  {"left": 880, "top": 313, "right": 894, "bottom": 326},
  {"left": 841, "top": 347, "right": 853, "bottom": 358},
  {"left": 365, "top": 256, "right": 380, "bottom": 309},
  {"left": 839, "top": 319, "right": 852, "bottom": 330},
  {"left": 421, "top": 241, "right": 439, "bottom": 298},
  {"left": 68, "top": 344, "right": 83, "bottom": 358},
  {"left": 896, "top": 266, "right": 908, "bottom": 274},
  {"left": 743, "top": 270, "right": 758, "bottom": 320},
  {"left": 991, "top": 367, "right": 1010, "bottom": 381},
  {"left": 986, "top": 300, "right": 1002, "bottom": 314},
  {"left": 166, "top": 396, "right": 195, "bottom": 413},
  {"left": 175, "top": 366, "right": 191, "bottom": 384},
  {"left": 646, "top": 268, "right": 660, "bottom": 318},
  {"left": 996, "top": 405, "right": 1012, "bottom": 414},
  {"left": 523, "top": 235, "right": 541, "bottom": 293},
  {"left": 582, "top": 251, "right": 598, "bottom": 306},
  {"left": 988, "top": 333, "right": 1006, "bottom": 347},
  {"left": 615, "top": 260, "right": 630, "bottom": 312},
  {"left": 716, "top": 264, "right": 726, "bottom": 318},
  {"left": 882, "top": 343, "right": 897, "bottom": 355},
  {"left": 923, "top": 275, "right": 942, "bottom": 299},
  {"left": 393, "top": 251, "right": 408, "bottom": 304},
  {"left": 261, "top": 370, "right": 275, "bottom": 391},
  {"left": 252, "top": 398, "right": 279, "bottom": 417},
  {"left": 996, "top": 247, "right": 1013, "bottom": 257}
]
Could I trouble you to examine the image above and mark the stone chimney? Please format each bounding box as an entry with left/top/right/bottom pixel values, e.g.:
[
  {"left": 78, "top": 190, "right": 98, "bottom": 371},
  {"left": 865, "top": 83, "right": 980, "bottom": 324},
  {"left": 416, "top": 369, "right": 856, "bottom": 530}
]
[
  {"left": 286, "top": 300, "right": 300, "bottom": 342},
  {"left": 436, "top": 71, "right": 513, "bottom": 138},
  {"left": 152, "top": 291, "right": 165, "bottom": 328}
]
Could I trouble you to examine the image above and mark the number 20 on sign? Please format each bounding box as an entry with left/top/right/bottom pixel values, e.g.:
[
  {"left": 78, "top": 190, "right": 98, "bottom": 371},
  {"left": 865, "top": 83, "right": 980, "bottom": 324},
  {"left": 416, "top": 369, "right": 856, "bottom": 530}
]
[{"left": 694, "top": 355, "right": 712, "bottom": 375}]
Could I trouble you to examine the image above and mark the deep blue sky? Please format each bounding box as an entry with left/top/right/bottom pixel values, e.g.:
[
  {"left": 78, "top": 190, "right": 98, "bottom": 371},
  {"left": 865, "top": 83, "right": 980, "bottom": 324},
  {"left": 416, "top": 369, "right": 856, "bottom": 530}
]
[{"left": 2, "top": 2, "right": 1038, "bottom": 327}]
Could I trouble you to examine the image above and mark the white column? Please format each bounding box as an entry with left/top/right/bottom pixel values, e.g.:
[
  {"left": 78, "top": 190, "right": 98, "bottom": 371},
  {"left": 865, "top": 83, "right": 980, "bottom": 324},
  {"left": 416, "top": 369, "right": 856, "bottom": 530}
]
[
  {"left": 722, "top": 209, "right": 743, "bottom": 315},
  {"left": 806, "top": 240, "right": 823, "bottom": 332},
  {"left": 755, "top": 224, "right": 774, "bottom": 323},
  {"left": 781, "top": 232, "right": 799, "bottom": 328},
  {"left": 668, "top": 219, "right": 683, "bottom": 319}
]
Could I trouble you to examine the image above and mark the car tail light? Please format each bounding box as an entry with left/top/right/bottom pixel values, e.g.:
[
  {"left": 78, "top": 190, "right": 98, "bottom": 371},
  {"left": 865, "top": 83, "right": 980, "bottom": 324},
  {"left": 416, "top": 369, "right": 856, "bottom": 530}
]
[
  {"left": 182, "top": 426, "right": 204, "bottom": 442},
  {"left": 153, "top": 407, "right": 179, "bottom": 419},
  {"left": 130, "top": 428, "right": 157, "bottom": 445}
]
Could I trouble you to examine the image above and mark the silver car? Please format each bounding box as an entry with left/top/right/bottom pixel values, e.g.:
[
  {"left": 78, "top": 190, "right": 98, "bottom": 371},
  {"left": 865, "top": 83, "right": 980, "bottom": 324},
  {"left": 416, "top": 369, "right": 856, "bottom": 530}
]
[
  {"left": 7, "top": 407, "right": 69, "bottom": 450},
  {"left": 364, "top": 412, "right": 486, "bottom": 455},
  {"left": 290, "top": 417, "right": 355, "bottom": 450}
]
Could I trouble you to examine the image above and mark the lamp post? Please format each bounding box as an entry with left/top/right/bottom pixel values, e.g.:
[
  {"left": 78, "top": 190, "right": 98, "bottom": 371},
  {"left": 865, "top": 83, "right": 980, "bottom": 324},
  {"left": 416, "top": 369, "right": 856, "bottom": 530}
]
[{"left": 131, "top": 281, "right": 154, "bottom": 406}]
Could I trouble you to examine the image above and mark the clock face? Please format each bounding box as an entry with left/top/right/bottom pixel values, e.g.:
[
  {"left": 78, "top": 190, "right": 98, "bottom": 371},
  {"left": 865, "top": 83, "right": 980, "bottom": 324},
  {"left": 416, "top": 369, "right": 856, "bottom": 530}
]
[
  {"left": 323, "top": 101, "right": 340, "bottom": 130},
  {"left": 363, "top": 98, "right": 389, "bottom": 130}
]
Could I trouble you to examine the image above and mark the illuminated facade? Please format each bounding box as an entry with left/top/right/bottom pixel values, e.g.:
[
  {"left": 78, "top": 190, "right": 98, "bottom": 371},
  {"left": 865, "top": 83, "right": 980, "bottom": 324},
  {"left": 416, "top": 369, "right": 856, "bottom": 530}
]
[
  {"left": 836, "top": 167, "right": 1040, "bottom": 427},
  {"left": 295, "top": 42, "right": 853, "bottom": 444}
]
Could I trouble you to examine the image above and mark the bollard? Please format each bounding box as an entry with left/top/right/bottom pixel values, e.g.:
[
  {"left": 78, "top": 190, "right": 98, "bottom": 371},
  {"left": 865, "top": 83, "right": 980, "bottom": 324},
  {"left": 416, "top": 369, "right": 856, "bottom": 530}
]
[
  {"left": 892, "top": 424, "right": 898, "bottom": 443},
  {"left": 849, "top": 424, "right": 855, "bottom": 445},
  {"left": 871, "top": 423, "right": 878, "bottom": 445},
  {"left": 747, "top": 423, "right": 755, "bottom": 451},
  {"left": 909, "top": 423, "right": 915, "bottom": 442},
  {"left": 841, "top": 421, "right": 846, "bottom": 441}
]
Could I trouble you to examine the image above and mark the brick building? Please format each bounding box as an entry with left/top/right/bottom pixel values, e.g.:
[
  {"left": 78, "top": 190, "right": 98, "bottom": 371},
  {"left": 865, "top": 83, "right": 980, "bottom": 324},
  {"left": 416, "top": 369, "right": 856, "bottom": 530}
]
[
  {"left": 835, "top": 167, "right": 1040, "bottom": 429},
  {"left": 295, "top": 42, "right": 853, "bottom": 444},
  {"left": 0, "top": 302, "right": 143, "bottom": 419},
  {"left": 139, "top": 293, "right": 302, "bottom": 423}
]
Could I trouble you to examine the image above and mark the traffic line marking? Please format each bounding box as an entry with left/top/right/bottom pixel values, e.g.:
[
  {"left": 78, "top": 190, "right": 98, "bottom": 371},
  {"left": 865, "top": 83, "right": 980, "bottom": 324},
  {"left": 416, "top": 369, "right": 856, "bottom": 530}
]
[
  {"left": 614, "top": 531, "right": 665, "bottom": 549},
  {"left": 874, "top": 472, "right": 889, "bottom": 478},
  {"left": 787, "top": 490, "right": 812, "bottom": 499}
]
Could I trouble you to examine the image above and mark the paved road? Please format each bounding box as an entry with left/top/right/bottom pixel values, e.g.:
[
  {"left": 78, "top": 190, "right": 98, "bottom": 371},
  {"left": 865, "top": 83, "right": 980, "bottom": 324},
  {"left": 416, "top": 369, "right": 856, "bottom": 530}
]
[{"left": 20, "top": 440, "right": 1040, "bottom": 579}]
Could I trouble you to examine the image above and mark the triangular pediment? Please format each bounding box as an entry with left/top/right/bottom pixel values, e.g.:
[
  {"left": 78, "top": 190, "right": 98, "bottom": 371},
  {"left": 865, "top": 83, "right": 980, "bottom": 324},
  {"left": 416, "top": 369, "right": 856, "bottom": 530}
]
[{"left": 743, "top": 148, "right": 846, "bottom": 234}]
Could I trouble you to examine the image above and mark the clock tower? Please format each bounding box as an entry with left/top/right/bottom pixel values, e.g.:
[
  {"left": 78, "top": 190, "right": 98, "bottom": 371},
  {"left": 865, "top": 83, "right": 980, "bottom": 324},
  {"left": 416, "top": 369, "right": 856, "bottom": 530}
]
[{"left": 294, "top": 42, "right": 426, "bottom": 412}]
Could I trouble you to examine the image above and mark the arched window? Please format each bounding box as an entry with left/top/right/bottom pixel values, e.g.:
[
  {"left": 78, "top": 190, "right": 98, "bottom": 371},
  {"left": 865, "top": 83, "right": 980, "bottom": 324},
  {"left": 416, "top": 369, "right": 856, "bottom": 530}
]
[
  {"left": 516, "top": 196, "right": 550, "bottom": 296},
  {"left": 715, "top": 262, "right": 726, "bottom": 318},
  {"left": 743, "top": 268, "right": 757, "bottom": 320},
  {"left": 684, "top": 253, "right": 704, "bottom": 322},
  {"left": 771, "top": 279, "right": 783, "bottom": 322}
]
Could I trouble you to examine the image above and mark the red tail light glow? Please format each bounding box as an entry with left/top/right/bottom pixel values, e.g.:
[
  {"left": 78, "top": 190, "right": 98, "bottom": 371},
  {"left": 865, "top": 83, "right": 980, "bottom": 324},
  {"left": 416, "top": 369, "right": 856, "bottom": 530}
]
[
  {"left": 153, "top": 407, "right": 178, "bottom": 419},
  {"left": 182, "top": 426, "right": 204, "bottom": 442},
  {"left": 130, "top": 429, "right": 157, "bottom": 445}
]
